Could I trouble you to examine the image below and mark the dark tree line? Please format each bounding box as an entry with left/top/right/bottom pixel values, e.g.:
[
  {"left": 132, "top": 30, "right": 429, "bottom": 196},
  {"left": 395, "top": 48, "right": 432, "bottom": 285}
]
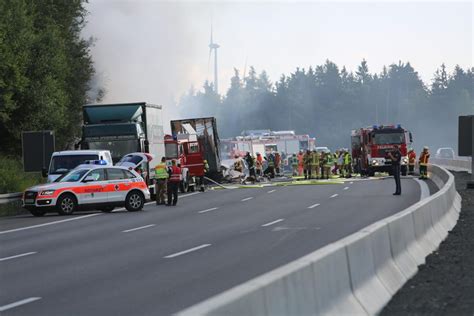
[
  {"left": 0, "top": 0, "right": 100, "bottom": 156},
  {"left": 179, "top": 60, "right": 473, "bottom": 152}
]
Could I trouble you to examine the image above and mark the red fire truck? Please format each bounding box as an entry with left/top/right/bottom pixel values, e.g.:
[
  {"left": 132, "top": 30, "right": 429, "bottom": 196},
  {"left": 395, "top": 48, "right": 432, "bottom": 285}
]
[
  {"left": 164, "top": 117, "right": 221, "bottom": 192},
  {"left": 351, "top": 125, "right": 413, "bottom": 176}
]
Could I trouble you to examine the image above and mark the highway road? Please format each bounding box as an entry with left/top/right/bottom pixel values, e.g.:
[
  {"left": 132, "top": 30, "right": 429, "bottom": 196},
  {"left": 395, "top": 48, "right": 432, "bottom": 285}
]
[{"left": 0, "top": 177, "right": 430, "bottom": 315}]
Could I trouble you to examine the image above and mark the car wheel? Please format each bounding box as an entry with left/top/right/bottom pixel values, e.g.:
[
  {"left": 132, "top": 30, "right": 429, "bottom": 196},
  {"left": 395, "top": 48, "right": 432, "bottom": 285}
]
[
  {"left": 125, "top": 191, "right": 144, "bottom": 212},
  {"left": 57, "top": 194, "right": 77, "bottom": 215},
  {"left": 30, "top": 209, "right": 46, "bottom": 217},
  {"left": 100, "top": 206, "right": 115, "bottom": 213}
]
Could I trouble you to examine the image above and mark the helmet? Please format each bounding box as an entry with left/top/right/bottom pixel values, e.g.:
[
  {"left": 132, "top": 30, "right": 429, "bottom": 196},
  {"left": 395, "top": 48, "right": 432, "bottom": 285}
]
[{"left": 423, "top": 146, "right": 429, "bottom": 150}]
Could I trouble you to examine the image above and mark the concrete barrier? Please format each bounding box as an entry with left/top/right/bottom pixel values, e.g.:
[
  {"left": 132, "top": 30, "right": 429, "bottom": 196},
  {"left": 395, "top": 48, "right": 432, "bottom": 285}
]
[
  {"left": 431, "top": 157, "right": 471, "bottom": 173},
  {"left": 178, "top": 164, "right": 461, "bottom": 316}
]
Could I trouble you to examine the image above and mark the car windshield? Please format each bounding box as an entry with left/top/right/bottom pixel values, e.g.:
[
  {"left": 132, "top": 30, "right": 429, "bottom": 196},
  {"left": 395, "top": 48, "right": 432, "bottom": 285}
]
[
  {"left": 119, "top": 155, "right": 143, "bottom": 165},
  {"left": 87, "top": 140, "right": 139, "bottom": 163},
  {"left": 49, "top": 155, "right": 98, "bottom": 174},
  {"left": 58, "top": 169, "right": 90, "bottom": 182},
  {"left": 373, "top": 133, "right": 405, "bottom": 145},
  {"left": 165, "top": 143, "right": 178, "bottom": 159}
]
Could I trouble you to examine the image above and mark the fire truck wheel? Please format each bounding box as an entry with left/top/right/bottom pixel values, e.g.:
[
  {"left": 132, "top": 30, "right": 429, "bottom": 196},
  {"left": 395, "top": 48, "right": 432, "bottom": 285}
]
[
  {"left": 401, "top": 166, "right": 407, "bottom": 176},
  {"left": 125, "top": 191, "right": 145, "bottom": 212},
  {"left": 30, "top": 209, "right": 47, "bottom": 217},
  {"left": 180, "top": 177, "right": 189, "bottom": 193},
  {"left": 368, "top": 169, "right": 375, "bottom": 177},
  {"left": 57, "top": 194, "right": 77, "bottom": 215}
]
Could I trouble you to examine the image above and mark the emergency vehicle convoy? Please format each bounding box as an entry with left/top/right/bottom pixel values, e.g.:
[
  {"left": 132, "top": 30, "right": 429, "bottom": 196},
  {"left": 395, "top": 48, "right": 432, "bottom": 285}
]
[
  {"left": 23, "top": 162, "right": 150, "bottom": 217},
  {"left": 351, "top": 124, "right": 413, "bottom": 176}
]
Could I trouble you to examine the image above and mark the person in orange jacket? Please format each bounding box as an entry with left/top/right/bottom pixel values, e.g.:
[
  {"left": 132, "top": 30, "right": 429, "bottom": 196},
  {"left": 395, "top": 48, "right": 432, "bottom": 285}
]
[
  {"left": 297, "top": 151, "right": 304, "bottom": 176},
  {"left": 408, "top": 148, "right": 416, "bottom": 175},
  {"left": 419, "top": 147, "right": 430, "bottom": 179}
]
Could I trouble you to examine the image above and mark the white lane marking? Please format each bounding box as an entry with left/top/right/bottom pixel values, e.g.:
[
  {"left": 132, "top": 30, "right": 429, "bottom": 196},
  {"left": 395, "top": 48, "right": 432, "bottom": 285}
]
[
  {"left": 0, "top": 213, "right": 100, "bottom": 235},
  {"left": 122, "top": 224, "right": 155, "bottom": 233},
  {"left": 0, "top": 192, "right": 202, "bottom": 236},
  {"left": 267, "top": 190, "right": 276, "bottom": 193},
  {"left": 144, "top": 192, "right": 201, "bottom": 206},
  {"left": 350, "top": 182, "right": 354, "bottom": 184},
  {"left": 414, "top": 178, "right": 430, "bottom": 201},
  {"left": 0, "top": 252, "right": 37, "bottom": 262},
  {"left": 198, "top": 207, "right": 218, "bottom": 214},
  {"left": 330, "top": 194, "right": 339, "bottom": 198},
  {"left": 241, "top": 197, "right": 254, "bottom": 202},
  {"left": 308, "top": 203, "right": 320, "bottom": 209},
  {"left": 343, "top": 187, "right": 349, "bottom": 190},
  {"left": 262, "top": 219, "right": 284, "bottom": 227},
  {"left": 164, "top": 244, "right": 211, "bottom": 259},
  {"left": 0, "top": 297, "right": 42, "bottom": 312}
]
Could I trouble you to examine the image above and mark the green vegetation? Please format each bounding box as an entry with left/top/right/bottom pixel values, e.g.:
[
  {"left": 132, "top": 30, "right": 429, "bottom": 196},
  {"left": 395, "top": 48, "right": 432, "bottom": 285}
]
[
  {"left": 0, "top": 156, "right": 42, "bottom": 194},
  {"left": 180, "top": 61, "right": 474, "bottom": 152},
  {"left": 0, "top": 0, "right": 99, "bottom": 156}
]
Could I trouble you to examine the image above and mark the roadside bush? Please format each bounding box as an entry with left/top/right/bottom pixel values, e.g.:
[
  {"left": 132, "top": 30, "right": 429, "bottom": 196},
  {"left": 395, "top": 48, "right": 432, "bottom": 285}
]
[{"left": 0, "top": 156, "right": 42, "bottom": 193}]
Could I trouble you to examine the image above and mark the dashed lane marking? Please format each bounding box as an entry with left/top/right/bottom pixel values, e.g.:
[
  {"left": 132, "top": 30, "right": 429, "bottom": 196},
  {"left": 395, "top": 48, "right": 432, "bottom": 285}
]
[
  {"left": 164, "top": 244, "right": 212, "bottom": 259},
  {"left": 122, "top": 224, "right": 155, "bottom": 233},
  {"left": 241, "top": 197, "right": 254, "bottom": 202},
  {"left": 344, "top": 187, "right": 349, "bottom": 190},
  {"left": 330, "top": 194, "right": 339, "bottom": 198},
  {"left": 308, "top": 203, "right": 320, "bottom": 209},
  {"left": 262, "top": 219, "right": 284, "bottom": 227},
  {"left": 198, "top": 207, "right": 219, "bottom": 214},
  {"left": 0, "top": 297, "right": 42, "bottom": 312},
  {"left": 0, "top": 252, "right": 37, "bottom": 262},
  {"left": 267, "top": 190, "right": 276, "bottom": 193}
]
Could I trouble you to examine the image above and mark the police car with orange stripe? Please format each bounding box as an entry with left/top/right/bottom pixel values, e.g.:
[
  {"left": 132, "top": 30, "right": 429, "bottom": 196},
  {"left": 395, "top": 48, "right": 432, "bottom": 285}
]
[{"left": 23, "top": 160, "right": 150, "bottom": 217}]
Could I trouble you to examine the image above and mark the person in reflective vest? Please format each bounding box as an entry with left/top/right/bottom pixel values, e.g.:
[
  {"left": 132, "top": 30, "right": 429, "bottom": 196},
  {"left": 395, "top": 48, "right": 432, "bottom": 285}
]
[
  {"left": 408, "top": 148, "right": 416, "bottom": 175},
  {"left": 344, "top": 150, "right": 352, "bottom": 178},
  {"left": 264, "top": 153, "right": 276, "bottom": 178},
  {"left": 274, "top": 152, "right": 281, "bottom": 176},
  {"left": 167, "top": 160, "right": 182, "bottom": 206},
  {"left": 199, "top": 160, "right": 209, "bottom": 192},
  {"left": 419, "top": 147, "right": 430, "bottom": 179},
  {"left": 321, "top": 151, "right": 332, "bottom": 180},
  {"left": 310, "top": 150, "right": 320, "bottom": 179},
  {"left": 256, "top": 153, "right": 263, "bottom": 176},
  {"left": 154, "top": 157, "right": 169, "bottom": 205}
]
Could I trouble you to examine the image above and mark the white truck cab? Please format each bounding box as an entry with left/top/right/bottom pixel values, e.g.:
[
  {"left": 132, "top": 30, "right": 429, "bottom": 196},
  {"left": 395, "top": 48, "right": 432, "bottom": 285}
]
[{"left": 45, "top": 150, "right": 113, "bottom": 183}]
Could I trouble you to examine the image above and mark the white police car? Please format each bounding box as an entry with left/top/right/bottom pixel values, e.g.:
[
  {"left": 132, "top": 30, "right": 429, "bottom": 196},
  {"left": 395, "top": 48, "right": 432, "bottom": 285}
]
[{"left": 23, "top": 161, "right": 150, "bottom": 216}]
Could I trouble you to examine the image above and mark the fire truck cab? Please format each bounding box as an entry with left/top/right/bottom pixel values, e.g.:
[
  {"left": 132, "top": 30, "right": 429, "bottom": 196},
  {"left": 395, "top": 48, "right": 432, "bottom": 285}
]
[
  {"left": 164, "top": 134, "right": 205, "bottom": 193},
  {"left": 351, "top": 124, "right": 413, "bottom": 177}
]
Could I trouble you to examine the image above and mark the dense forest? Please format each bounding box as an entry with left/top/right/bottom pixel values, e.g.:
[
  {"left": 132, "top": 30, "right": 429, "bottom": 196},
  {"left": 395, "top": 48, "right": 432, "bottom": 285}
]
[
  {"left": 0, "top": 0, "right": 98, "bottom": 156},
  {"left": 179, "top": 60, "right": 473, "bottom": 153}
]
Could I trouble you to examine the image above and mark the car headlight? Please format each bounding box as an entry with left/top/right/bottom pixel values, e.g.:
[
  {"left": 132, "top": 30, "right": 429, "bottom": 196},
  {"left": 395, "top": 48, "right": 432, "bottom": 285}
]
[
  {"left": 402, "top": 158, "right": 408, "bottom": 164},
  {"left": 40, "top": 190, "right": 55, "bottom": 196},
  {"left": 372, "top": 160, "right": 377, "bottom": 165}
]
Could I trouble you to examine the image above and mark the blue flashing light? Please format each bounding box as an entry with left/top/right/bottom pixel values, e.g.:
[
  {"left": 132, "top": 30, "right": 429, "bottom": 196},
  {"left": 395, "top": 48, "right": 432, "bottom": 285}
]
[
  {"left": 397, "top": 124, "right": 402, "bottom": 129},
  {"left": 372, "top": 125, "right": 378, "bottom": 129},
  {"left": 84, "top": 159, "right": 107, "bottom": 165}
]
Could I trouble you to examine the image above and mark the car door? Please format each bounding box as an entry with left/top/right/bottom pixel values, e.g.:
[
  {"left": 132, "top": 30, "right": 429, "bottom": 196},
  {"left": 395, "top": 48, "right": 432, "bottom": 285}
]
[
  {"left": 105, "top": 168, "right": 132, "bottom": 202},
  {"left": 79, "top": 168, "right": 108, "bottom": 204}
]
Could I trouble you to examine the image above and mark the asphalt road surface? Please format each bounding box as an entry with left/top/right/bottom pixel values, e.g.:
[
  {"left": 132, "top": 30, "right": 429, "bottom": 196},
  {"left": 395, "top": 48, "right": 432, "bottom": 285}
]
[{"left": 0, "top": 177, "right": 426, "bottom": 315}]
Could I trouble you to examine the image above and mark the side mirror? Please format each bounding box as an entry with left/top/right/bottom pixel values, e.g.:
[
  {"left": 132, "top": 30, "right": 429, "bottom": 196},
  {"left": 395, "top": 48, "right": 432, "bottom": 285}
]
[
  {"left": 83, "top": 175, "right": 95, "bottom": 183},
  {"left": 41, "top": 168, "right": 48, "bottom": 178},
  {"left": 409, "top": 132, "right": 413, "bottom": 143}
]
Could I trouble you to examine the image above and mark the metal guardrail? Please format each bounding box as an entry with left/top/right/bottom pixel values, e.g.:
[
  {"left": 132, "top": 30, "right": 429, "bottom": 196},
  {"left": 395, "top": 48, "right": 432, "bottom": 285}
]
[{"left": 0, "top": 192, "right": 22, "bottom": 205}]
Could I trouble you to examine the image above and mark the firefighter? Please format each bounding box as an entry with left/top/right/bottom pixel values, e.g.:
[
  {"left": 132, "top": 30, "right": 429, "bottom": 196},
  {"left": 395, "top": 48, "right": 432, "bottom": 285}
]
[
  {"left": 234, "top": 155, "right": 244, "bottom": 173},
  {"left": 419, "top": 147, "right": 430, "bottom": 179},
  {"left": 154, "top": 157, "right": 168, "bottom": 205},
  {"left": 256, "top": 153, "right": 263, "bottom": 176},
  {"left": 297, "top": 151, "right": 304, "bottom": 176},
  {"left": 322, "top": 151, "right": 333, "bottom": 180},
  {"left": 199, "top": 159, "right": 209, "bottom": 192},
  {"left": 291, "top": 153, "right": 298, "bottom": 176},
  {"left": 264, "top": 152, "right": 276, "bottom": 178},
  {"left": 408, "top": 148, "right": 416, "bottom": 176},
  {"left": 274, "top": 152, "right": 281, "bottom": 176},
  {"left": 311, "top": 150, "right": 320, "bottom": 179},
  {"left": 344, "top": 150, "right": 352, "bottom": 178},
  {"left": 303, "top": 150, "right": 312, "bottom": 180},
  {"left": 244, "top": 152, "right": 256, "bottom": 183},
  {"left": 167, "top": 160, "right": 181, "bottom": 206},
  {"left": 334, "top": 150, "right": 341, "bottom": 176}
]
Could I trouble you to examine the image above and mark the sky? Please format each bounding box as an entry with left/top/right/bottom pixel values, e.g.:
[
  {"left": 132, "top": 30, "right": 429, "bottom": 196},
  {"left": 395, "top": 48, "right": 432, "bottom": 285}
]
[{"left": 83, "top": 0, "right": 473, "bottom": 119}]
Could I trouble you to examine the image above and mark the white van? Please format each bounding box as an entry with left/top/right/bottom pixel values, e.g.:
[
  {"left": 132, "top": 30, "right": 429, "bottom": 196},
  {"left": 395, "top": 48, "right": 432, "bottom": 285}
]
[{"left": 45, "top": 150, "right": 113, "bottom": 182}]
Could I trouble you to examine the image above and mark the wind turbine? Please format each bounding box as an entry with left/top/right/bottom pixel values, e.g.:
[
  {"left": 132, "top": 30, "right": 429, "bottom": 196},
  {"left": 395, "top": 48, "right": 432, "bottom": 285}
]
[{"left": 208, "top": 25, "right": 220, "bottom": 94}]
